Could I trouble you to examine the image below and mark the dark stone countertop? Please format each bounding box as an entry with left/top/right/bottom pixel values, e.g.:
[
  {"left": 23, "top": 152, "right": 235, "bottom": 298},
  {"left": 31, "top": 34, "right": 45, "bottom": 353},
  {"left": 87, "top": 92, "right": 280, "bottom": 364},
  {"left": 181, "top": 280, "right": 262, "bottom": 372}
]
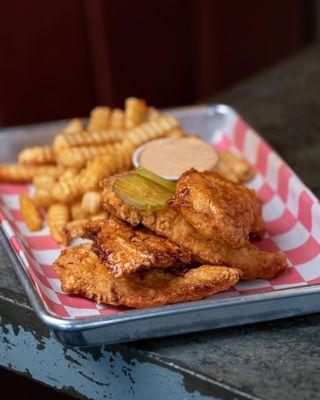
[{"left": 1, "top": 44, "right": 320, "bottom": 400}]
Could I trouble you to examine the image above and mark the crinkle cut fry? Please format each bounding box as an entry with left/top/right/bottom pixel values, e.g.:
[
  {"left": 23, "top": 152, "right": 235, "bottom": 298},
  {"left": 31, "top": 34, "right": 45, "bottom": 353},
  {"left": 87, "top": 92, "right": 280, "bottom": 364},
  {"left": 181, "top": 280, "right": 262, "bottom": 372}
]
[
  {"left": 18, "top": 146, "right": 56, "bottom": 165},
  {"left": 53, "top": 244, "right": 241, "bottom": 308},
  {"left": 56, "top": 142, "right": 123, "bottom": 169},
  {"left": 101, "top": 176, "right": 288, "bottom": 280},
  {"left": 88, "top": 106, "right": 111, "bottom": 131},
  {"left": 78, "top": 146, "right": 133, "bottom": 192},
  {"left": 52, "top": 169, "right": 81, "bottom": 205},
  {"left": 63, "top": 118, "right": 84, "bottom": 134},
  {"left": 47, "top": 204, "right": 70, "bottom": 245},
  {"left": 123, "top": 115, "right": 180, "bottom": 148},
  {"left": 0, "top": 164, "right": 64, "bottom": 182},
  {"left": 54, "top": 129, "right": 125, "bottom": 150},
  {"left": 110, "top": 108, "right": 125, "bottom": 129},
  {"left": 33, "top": 175, "right": 57, "bottom": 209},
  {"left": 215, "top": 152, "right": 255, "bottom": 183},
  {"left": 19, "top": 193, "right": 43, "bottom": 231},
  {"left": 125, "top": 97, "right": 147, "bottom": 129}
]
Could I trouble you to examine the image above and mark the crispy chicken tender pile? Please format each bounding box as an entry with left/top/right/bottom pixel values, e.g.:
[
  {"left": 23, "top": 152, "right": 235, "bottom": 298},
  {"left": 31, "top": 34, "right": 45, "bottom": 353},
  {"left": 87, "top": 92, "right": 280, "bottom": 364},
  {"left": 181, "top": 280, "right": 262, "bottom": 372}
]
[
  {"left": 82, "top": 216, "right": 192, "bottom": 277},
  {"left": 101, "top": 172, "right": 287, "bottom": 280},
  {"left": 170, "top": 169, "right": 265, "bottom": 247},
  {"left": 53, "top": 244, "right": 241, "bottom": 308}
]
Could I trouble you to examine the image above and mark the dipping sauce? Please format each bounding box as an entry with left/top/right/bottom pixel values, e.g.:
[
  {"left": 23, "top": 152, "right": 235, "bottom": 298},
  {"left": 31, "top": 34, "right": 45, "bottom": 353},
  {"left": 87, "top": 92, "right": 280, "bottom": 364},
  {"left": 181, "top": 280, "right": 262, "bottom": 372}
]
[{"left": 137, "top": 137, "right": 218, "bottom": 178}]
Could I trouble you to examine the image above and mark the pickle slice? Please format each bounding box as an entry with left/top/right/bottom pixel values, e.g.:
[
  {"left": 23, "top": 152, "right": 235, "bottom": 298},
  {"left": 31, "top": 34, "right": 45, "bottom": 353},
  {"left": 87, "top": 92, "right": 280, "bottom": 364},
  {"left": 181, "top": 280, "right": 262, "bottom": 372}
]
[
  {"left": 113, "top": 173, "right": 173, "bottom": 210},
  {"left": 135, "top": 167, "right": 176, "bottom": 193}
]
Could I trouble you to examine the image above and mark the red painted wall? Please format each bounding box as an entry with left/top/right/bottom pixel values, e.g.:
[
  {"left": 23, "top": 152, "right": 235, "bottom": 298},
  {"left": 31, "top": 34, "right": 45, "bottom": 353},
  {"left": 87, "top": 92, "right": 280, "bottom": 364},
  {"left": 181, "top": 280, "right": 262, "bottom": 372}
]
[{"left": 0, "top": 0, "right": 312, "bottom": 126}]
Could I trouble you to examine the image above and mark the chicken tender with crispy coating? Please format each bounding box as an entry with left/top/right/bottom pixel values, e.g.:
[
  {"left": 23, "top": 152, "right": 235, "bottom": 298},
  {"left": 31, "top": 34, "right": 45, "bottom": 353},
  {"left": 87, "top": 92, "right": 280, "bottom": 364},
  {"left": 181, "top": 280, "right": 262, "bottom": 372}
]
[
  {"left": 53, "top": 244, "right": 241, "bottom": 308},
  {"left": 101, "top": 175, "right": 287, "bottom": 280},
  {"left": 83, "top": 216, "right": 192, "bottom": 277},
  {"left": 170, "top": 169, "right": 264, "bottom": 247}
]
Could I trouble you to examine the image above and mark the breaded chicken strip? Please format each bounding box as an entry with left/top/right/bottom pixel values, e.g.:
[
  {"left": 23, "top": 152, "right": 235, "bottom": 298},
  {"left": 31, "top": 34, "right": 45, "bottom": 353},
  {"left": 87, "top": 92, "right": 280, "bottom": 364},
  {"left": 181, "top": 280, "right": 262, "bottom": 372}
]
[
  {"left": 83, "top": 217, "right": 192, "bottom": 277},
  {"left": 101, "top": 176, "right": 287, "bottom": 280},
  {"left": 170, "top": 169, "right": 264, "bottom": 247},
  {"left": 54, "top": 244, "right": 241, "bottom": 308}
]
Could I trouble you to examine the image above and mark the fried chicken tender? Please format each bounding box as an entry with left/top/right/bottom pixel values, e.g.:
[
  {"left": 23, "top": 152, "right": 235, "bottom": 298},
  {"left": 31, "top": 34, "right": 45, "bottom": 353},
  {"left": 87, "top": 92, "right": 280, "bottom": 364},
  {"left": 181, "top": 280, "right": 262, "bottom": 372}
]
[
  {"left": 101, "top": 175, "right": 287, "bottom": 280},
  {"left": 83, "top": 216, "right": 192, "bottom": 277},
  {"left": 64, "top": 212, "right": 108, "bottom": 240},
  {"left": 170, "top": 169, "right": 264, "bottom": 247},
  {"left": 215, "top": 152, "right": 254, "bottom": 183},
  {"left": 53, "top": 244, "right": 241, "bottom": 308}
]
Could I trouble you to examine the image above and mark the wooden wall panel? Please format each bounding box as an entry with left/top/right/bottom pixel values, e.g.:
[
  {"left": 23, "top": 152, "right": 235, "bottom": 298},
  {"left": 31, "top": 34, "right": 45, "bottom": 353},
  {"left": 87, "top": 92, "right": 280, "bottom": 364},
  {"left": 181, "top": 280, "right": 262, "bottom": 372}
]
[
  {"left": 89, "top": 0, "right": 194, "bottom": 108},
  {"left": 193, "top": 0, "right": 308, "bottom": 98},
  {"left": 0, "top": 0, "right": 94, "bottom": 125},
  {"left": 0, "top": 0, "right": 313, "bottom": 126}
]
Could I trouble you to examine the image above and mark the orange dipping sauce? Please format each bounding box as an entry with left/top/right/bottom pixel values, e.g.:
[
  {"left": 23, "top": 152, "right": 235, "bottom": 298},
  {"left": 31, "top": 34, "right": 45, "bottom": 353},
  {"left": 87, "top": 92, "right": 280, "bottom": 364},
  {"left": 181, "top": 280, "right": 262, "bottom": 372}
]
[{"left": 136, "top": 137, "right": 218, "bottom": 178}]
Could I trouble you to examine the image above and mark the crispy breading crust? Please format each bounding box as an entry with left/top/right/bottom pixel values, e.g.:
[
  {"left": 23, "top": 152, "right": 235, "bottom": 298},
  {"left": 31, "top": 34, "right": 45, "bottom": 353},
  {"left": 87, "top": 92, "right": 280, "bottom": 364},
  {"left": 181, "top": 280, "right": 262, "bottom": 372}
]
[
  {"left": 83, "top": 217, "right": 192, "bottom": 277},
  {"left": 170, "top": 169, "right": 265, "bottom": 247},
  {"left": 53, "top": 244, "right": 241, "bottom": 308},
  {"left": 101, "top": 175, "right": 287, "bottom": 280}
]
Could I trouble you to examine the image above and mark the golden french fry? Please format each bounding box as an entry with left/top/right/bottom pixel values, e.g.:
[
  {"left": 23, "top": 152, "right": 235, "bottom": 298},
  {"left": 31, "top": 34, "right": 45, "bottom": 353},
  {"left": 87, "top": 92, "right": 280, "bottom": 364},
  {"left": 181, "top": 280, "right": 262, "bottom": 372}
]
[
  {"left": 78, "top": 159, "right": 106, "bottom": 192},
  {"left": 34, "top": 188, "right": 55, "bottom": 209},
  {"left": 81, "top": 191, "right": 101, "bottom": 215},
  {"left": 88, "top": 107, "right": 111, "bottom": 131},
  {"left": 56, "top": 142, "right": 123, "bottom": 169},
  {"left": 63, "top": 118, "right": 84, "bottom": 134},
  {"left": 18, "top": 146, "right": 56, "bottom": 165},
  {"left": 123, "top": 115, "right": 180, "bottom": 148},
  {"left": 33, "top": 175, "right": 57, "bottom": 209},
  {"left": 52, "top": 169, "right": 81, "bottom": 205},
  {"left": 0, "top": 164, "right": 64, "bottom": 183},
  {"left": 54, "top": 129, "right": 124, "bottom": 151},
  {"left": 19, "top": 193, "right": 43, "bottom": 231},
  {"left": 33, "top": 175, "right": 56, "bottom": 187},
  {"left": 110, "top": 108, "right": 125, "bottom": 129},
  {"left": 59, "top": 168, "right": 78, "bottom": 181},
  {"left": 215, "top": 152, "right": 255, "bottom": 183},
  {"left": 125, "top": 97, "right": 147, "bottom": 129},
  {"left": 78, "top": 145, "right": 133, "bottom": 192},
  {"left": 146, "top": 106, "right": 161, "bottom": 120},
  {"left": 47, "top": 204, "right": 70, "bottom": 245},
  {"left": 70, "top": 200, "right": 88, "bottom": 220}
]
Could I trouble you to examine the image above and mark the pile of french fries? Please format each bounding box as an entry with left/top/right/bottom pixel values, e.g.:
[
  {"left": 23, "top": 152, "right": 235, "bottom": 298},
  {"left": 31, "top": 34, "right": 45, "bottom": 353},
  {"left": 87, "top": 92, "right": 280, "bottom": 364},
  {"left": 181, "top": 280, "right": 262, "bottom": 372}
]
[{"left": 0, "top": 98, "right": 184, "bottom": 245}]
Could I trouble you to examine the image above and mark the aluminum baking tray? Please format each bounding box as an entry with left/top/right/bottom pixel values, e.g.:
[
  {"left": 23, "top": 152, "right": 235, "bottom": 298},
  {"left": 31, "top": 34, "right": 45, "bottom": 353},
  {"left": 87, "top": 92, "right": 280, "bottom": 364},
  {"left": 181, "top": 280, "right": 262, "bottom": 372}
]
[{"left": 1, "top": 104, "right": 320, "bottom": 347}]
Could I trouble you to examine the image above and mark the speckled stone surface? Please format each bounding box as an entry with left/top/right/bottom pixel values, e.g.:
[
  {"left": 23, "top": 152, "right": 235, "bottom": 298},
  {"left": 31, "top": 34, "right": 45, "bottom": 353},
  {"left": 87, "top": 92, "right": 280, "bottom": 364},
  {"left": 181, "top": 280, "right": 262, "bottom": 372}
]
[{"left": 1, "top": 45, "right": 320, "bottom": 400}]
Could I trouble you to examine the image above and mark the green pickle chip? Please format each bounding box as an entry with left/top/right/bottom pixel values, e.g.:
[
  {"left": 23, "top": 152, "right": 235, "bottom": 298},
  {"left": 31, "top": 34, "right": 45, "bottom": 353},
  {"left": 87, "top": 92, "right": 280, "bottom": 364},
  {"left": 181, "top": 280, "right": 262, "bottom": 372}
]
[
  {"left": 135, "top": 167, "right": 176, "bottom": 193},
  {"left": 113, "top": 170, "right": 175, "bottom": 210}
]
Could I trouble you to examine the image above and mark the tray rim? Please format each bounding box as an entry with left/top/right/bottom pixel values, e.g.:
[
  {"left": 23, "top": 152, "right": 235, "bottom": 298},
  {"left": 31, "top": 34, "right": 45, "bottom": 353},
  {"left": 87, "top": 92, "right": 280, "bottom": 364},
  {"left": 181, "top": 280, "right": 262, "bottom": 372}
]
[{"left": 1, "top": 103, "right": 320, "bottom": 338}]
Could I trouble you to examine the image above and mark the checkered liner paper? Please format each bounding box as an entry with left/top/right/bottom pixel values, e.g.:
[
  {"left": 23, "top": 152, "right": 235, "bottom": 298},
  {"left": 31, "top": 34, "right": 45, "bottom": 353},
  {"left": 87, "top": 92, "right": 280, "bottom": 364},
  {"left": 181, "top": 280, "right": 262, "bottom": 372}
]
[{"left": 1, "top": 115, "right": 320, "bottom": 319}]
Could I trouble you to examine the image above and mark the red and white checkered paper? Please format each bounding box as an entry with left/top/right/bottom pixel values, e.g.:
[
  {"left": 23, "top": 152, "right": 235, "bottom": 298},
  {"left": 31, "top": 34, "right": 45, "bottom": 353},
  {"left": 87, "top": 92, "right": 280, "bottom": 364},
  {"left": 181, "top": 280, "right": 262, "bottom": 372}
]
[{"left": 1, "top": 115, "right": 320, "bottom": 319}]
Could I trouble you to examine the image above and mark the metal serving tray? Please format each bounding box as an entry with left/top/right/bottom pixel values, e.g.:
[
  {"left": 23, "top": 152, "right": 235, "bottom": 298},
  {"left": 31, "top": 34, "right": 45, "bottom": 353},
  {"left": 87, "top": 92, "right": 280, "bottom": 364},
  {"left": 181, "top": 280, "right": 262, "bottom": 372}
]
[{"left": 1, "top": 104, "right": 320, "bottom": 347}]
